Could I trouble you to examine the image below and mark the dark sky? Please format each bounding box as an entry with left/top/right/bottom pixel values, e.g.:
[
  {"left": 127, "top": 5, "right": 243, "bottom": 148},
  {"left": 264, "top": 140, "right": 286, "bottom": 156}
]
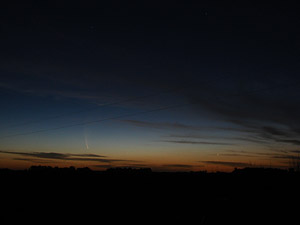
[{"left": 1, "top": 0, "right": 300, "bottom": 171}]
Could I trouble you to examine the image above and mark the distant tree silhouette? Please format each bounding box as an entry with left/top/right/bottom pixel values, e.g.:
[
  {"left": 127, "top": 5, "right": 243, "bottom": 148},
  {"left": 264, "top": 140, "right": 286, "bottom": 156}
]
[
  {"left": 290, "top": 155, "right": 300, "bottom": 172},
  {"left": 77, "top": 167, "right": 92, "bottom": 173},
  {"left": 106, "top": 167, "right": 152, "bottom": 174}
]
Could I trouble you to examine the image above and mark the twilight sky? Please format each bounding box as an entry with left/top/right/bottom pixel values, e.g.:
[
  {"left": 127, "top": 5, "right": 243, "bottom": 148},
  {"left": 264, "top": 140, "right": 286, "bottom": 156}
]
[{"left": 1, "top": 1, "right": 300, "bottom": 171}]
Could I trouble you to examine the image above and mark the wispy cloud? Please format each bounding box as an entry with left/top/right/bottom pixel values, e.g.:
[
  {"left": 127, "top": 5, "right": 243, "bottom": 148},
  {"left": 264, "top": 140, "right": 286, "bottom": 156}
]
[
  {"left": 261, "top": 126, "right": 289, "bottom": 136},
  {"left": 230, "top": 136, "right": 270, "bottom": 144},
  {"left": 183, "top": 77, "right": 300, "bottom": 148},
  {"left": 0, "top": 150, "right": 139, "bottom": 163},
  {"left": 222, "top": 124, "right": 300, "bottom": 146},
  {"left": 161, "top": 140, "right": 234, "bottom": 145},
  {"left": 200, "top": 161, "right": 253, "bottom": 168},
  {"left": 12, "top": 157, "right": 55, "bottom": 164},
  {"left": 220, "top": 150, "right": 300, "bottom": 166},
  {"left": 274, "top": 139, "right": 300, "bottom": 146},
  {"left": 161, "top": 164, "right": 195, "bottom": 168},
  {"left": 0, "top": 81, "right": 116, "bottom": 103},
  {"left": 95, "top": 163, "right": 150, "bottom": 168},
  {"left": 270, "top": 154, "right": 300, "bottom": 160},
  {"left": 290, "top": 150, "right": 300, "bottom": 154},
  {"left": 0, "top": 150, "right": 105, "bottom": 159},
  {"left": 218, "top": 153, "right": 258, "bottom": 158},
  {"left": 121, "top": 119, "right": 202, "bottom": 131}
]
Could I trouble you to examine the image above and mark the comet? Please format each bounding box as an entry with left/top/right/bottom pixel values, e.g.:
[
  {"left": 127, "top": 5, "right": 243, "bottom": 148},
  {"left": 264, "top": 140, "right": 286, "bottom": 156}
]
[
  {"left": 84, "top": 135, "right": 89, "bottom": 150},
  {"left": 83, "top": 127, "right": 89, "bottom": 150}
]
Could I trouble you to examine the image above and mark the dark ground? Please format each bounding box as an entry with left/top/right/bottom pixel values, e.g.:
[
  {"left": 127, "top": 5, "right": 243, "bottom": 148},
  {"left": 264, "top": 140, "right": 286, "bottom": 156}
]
[{"left": 1, "top": 167, "right": 299, "bottom": 224}]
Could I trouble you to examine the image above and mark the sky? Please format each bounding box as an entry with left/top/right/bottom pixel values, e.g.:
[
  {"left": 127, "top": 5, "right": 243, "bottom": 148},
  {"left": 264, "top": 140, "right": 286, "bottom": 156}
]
[{"left": 1, "top": 1, "right": 300, "bottom": 172}]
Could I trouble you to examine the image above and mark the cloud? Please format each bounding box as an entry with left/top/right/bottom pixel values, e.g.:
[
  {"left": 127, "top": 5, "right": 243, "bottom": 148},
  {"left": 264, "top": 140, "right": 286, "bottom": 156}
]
[
  {"left": 0, "top": 150, "right": 139, "bottom": 164},
  {"left": 69, "top": 153, "right": 107, "bottom": 158},
  {"left": 290, "top": 150, "right": 300, "bottom": 154},
  {"left": 0, "top": 80, "right": 118, "bottom": 104},
  {"left": 12, "top": 158, "right": 55, "bottom": 164},
  {"left": 0, "top": 150, "right": 105, "bottom": 159},
  {"left": 0, "top": 150, "right": 68, "bottom": 159},
  {"left": 270, "top": 154, "right": 300, "bottom": 160},
  {"left": 161, "top": 164, "right": 195, "bottom": 168},
  {"left": 219, "top": 122, "right": 300, "bottom": 146},
  {"left": 218, "top": 153, "right": 258, "bottom": 158},
  {"left": 181, "top": 76, "right": 300, "bottom": 148},
  {"left": 122, "top": 118, "right": 300, "bottom": 148},
  {"left": 200, "top": 161, "right": 252, "bottom": 168},
  {"left": 2, "top": 57, "right": 300, "bottom": 155},
  {"left": 261, "top": 126, "right": 288, "bottom": 136},
  {"left": 166, "top": 133, "right": 272, "bottom": 145},
  {"left": 161, "top": 140, "right": 234, "bottom": 145},
  {"left": 92, "top": 163, "right": 153, "bottom": 171},
  {"left": 275, "top": 139, "right": 300, "bottom": 146},
  {"left": 0, "top": 67, "right": 180, "bottom": 110},
  {"left": 218, "top": 150, "right": 300, "bottom": 166},
  {"left": 225, "top": 150, "right": 297, "bottom": 158},
  {"left": 121, "top": 119, "right": 202, "bottom": 131}
]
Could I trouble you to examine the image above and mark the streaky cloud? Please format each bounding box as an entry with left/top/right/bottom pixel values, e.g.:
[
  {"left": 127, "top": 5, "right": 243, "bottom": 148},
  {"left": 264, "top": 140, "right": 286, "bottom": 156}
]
[
  {"left": 0, "top": 150, "right": 139, "bottom": 163},
  {"left": 200, "top": 161, "right": 253, "bottom": 168},
  {"left": 13, "top": 157, "right": 55, "bottom": 164},
  {"left": 275, "top": 139, "right": 300, "bottom": 146},
  {"left": 161, "top": 164, "right": 196, "bottom": 169},
  {"left": 121, "top": 119, "right": 202, "bottom": 131},
  {"left": 161, "top": 140, "right": 234, "bottom": 145},
  {"left": 290, "top": 150, "right": 300, "bottom": 154},
  {"left": 0, "top": 150, "right": 106, "bottom": 159},
  {"left": 218, "top": 153, "right": 258, "bottom": 158}
]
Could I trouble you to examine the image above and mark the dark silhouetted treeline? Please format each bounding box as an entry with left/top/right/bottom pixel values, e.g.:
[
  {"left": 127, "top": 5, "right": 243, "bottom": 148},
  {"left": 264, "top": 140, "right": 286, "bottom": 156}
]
[{"left": 1, "top": 166, "right": 299, "bottom": 224}]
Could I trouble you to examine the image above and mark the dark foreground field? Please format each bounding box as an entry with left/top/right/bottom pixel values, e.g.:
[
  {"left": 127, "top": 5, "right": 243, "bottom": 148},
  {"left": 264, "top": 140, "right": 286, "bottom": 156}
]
[{"left": 1, "top": 167, "right": 299, "bottom": 224}]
